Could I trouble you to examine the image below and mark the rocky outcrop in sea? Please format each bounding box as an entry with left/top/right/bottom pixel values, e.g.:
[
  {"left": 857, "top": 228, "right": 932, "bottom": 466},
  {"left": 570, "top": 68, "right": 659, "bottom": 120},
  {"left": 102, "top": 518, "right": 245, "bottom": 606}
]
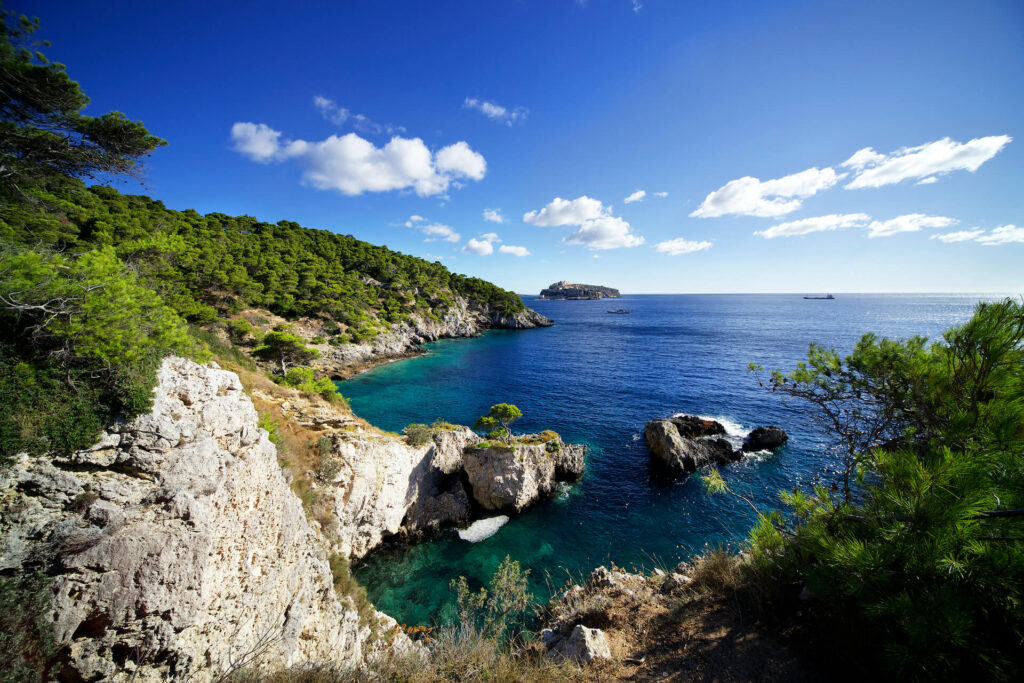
[{"left": 645, "top": 415, "right": 787, "bottom": 473}]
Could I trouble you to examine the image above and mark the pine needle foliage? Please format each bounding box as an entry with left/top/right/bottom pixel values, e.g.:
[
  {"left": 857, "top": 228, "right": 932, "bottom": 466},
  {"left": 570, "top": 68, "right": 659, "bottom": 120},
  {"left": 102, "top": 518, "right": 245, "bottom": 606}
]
[{"left": 748, "top": 298, "right": 1024, "bottom": 680}]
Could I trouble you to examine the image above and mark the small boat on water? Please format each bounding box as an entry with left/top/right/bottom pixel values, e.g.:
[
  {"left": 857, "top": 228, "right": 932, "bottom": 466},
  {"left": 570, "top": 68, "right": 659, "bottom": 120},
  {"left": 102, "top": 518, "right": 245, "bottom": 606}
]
[
  {"left": 803, "top": 294, "right": 835, "bottom": 300},
  {"left": 607, "top": 308, "right": 632, "bottom": 314}
]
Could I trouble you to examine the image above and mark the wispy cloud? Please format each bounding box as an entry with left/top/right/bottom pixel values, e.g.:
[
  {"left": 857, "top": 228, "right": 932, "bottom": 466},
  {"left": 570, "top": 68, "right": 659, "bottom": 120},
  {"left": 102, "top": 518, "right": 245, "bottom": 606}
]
[
  {"left": 843, "top": 135, "right": 1011, "bottom": 189},
  {"left": 654, "top": 238, "right": 712, "bottom": 255},
  {"left": 930, "top": 229, "right": 986, "bottom": 243},
  {"left": 977, "top": 225, "right": 1024, "bottom": 245},
  {"left": 483, "top": 208, "right": 506, "bottom": 223},
  {"left": 690, "top": 167, "right": 841, "bottom": 218},
  {"left": 624, "top": 190, "right": 646, "bottom": 204},
  {"left": 464, "top": 97, "right": 529, "bottom": 126},
  {"left": 524, "top": 196, "right": 644, "bottom": 250},
  {"left": 313, "top": 96, "right": 405, "bottom": 136},
  {"left": 756, "top": 213, "right": 956, "bottom": 239},
  {"left": 653, "top": 191, "right": 668, "bottom": 198},
  {"left": 934, "top": 225, "right": 1024, "bottom": 245},
  {"left": 755, "top": 213, "right": 870, "bottom": 239},
  {"left": 864, "top": 214, "right": 956, "bottom": 238},
  {"left": 231, "top": 122, "right": 485, "bottom": 196},
  {"left": 404, "top": 215, "right": 461, "bottom": 243}
]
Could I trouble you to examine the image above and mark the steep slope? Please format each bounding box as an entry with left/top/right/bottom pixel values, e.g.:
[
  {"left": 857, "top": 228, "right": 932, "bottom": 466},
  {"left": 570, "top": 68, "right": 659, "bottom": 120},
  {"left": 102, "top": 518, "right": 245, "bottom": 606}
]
[{"left": 0, "top": 359, "right": 383, "bottom": 681}]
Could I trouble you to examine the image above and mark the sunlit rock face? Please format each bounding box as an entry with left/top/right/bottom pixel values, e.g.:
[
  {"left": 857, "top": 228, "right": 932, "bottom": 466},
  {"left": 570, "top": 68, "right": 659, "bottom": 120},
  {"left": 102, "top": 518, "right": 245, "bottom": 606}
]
[{"left": 0, "top": 358, "right": 368, "bottom": 682}]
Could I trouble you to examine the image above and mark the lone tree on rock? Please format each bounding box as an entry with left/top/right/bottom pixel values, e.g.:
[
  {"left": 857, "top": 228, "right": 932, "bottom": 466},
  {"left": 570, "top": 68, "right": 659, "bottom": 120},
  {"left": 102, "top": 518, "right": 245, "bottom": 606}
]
[
  {"left": 253, "top": 329, "right": 319, "bottom": 375},
  {"left": 474, "top": 403, "right": 523, "bottom": 444}
]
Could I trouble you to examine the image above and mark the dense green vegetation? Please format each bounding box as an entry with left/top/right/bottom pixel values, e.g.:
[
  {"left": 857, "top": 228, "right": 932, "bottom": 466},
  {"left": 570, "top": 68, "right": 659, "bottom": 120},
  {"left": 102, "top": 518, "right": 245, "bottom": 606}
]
[
  {"left": 714, "top": 299, "right": 1024, "bottom": 680},
  {"left": 0, "top": 8, "right": 525, "bottom": 462},
  {"left": 473, "top": 403, "right": 523, "bottom": 444}
]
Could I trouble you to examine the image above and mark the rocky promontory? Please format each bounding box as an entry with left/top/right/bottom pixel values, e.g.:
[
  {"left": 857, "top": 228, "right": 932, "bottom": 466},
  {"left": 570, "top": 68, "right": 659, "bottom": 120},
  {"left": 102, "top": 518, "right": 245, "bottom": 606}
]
[
  {"left": 538, "top": 281, "right": 621, "bottom": 300},
  {"left": 645, "top": 415, "right": 787, "bottom": 473}
]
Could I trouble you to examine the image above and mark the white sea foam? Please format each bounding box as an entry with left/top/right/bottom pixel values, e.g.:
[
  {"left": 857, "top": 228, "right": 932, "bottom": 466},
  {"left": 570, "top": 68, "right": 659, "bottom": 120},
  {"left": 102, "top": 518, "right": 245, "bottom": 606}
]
[
  {"left": 457, "top": 515, "right": 509, "bottom": 543},
  {"left": 670, "top": 413, "right": 751, "bottom": 448}
]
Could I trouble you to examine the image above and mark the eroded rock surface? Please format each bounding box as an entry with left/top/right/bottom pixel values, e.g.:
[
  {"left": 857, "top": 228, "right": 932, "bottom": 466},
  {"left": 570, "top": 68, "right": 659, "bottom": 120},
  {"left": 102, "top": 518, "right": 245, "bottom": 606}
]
[
  {"left": 0, "top": 358, "right": 373, "bottom": 682},
  {"left": 462, "top": 435, "right": 585, "bottom": 512}
]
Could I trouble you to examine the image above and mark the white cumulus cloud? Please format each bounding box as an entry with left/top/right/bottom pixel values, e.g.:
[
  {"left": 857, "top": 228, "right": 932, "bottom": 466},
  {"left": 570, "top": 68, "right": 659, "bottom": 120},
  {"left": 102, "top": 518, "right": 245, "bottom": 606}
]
[
  {"left": 864, "top": 214, "right": 956, "bottom": 238},
  {"left": 976, "top": 225, "right": 1024, "bottom": 245},
  {"left": 524, "top": 196, "right": 644, "bottom": 250},
  {"left": 654, "top": 238, "right": 712, "bottom": 255},
  {"left": 523, "top": 196, "right": 609, "bottom": 226},
  {"left": 755, "top": 213, "right": 871, "bottom": 239},
  {"left": 565, "top": 216, "right": 645, "bottom": 250},
  {"left": 499, "top": 244, "right": 531, "bottom": 257},
  {"left": 483, "top": 208, "right": 506, "bottom": 223},
  {"left": 230, "top": 122, "right": 486, "bottom": 196},
  {"left": 843, "top": 135, "right": 1011, "bottom": 189},
  {"left": 464, "top": 97, "right": 529, "bottom": 126},
  {"left": 230, "top": 122, "right": 284, "bottom": 163},
  {"left": 624, "top": 190, "right": 646, "bottom": 204},
  {"left": 462, "top": 238, "right": 494, "bottom": 255},
  {"left": 690, "top": 167, "right": 841, "bottom": 218}
]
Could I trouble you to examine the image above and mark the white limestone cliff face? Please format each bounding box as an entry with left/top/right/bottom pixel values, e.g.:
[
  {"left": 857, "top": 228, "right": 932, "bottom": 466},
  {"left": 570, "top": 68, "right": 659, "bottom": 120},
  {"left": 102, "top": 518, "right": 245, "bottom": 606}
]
[
  {"left": 324, "top": 426, "right": 478, "bottom": 560},
  {"left": 0, "top": 358, "right": 375, "bottom": 681}
]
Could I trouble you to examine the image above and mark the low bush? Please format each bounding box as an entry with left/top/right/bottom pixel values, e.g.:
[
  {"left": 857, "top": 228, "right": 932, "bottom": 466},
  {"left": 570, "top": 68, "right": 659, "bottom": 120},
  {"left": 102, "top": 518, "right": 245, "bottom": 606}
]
[{"left": 403, "top": 423, "right": 433, "bottom": 447}]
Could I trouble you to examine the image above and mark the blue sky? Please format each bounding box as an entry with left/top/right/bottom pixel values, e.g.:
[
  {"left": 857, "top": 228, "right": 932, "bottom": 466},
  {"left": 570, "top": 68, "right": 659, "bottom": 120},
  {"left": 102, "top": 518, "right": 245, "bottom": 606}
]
[{"left": 20, "top": 0, "right": 1024, "bottom": 293}]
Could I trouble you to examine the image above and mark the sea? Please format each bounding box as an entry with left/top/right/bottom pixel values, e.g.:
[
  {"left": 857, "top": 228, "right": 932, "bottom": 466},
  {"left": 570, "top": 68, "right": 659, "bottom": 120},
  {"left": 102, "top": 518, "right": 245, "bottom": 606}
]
[{"left": 342, "top": 293, "right": 996, "bottom": 626}]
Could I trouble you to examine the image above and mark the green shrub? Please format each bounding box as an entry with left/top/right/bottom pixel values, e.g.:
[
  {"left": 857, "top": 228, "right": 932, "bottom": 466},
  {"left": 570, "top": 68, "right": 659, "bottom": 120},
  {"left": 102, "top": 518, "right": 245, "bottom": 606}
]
[
  {"left": 742, "top": 298, "right": 1024, "bottom": 679},
  {"left": 258, "top": 413, "right": 285, "bottom": 451},
  {"left": 403, "top": 423, "right": 433, "bottom": 447}
]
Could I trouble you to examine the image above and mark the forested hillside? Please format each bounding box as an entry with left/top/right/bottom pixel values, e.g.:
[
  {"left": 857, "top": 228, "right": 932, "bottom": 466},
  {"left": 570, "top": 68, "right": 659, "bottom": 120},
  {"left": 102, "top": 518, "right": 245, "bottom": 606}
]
[
  {"left": 0, "top": 9, "right": 526, "bottom": 461},
  {"left": 3, "top": 180, "right": 525, "bottom": 331}
]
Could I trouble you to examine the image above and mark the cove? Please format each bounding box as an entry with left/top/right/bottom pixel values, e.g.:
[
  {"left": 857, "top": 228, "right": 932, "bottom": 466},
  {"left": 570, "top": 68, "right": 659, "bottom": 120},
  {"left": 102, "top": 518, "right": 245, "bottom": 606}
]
[{"left": 344, "top": 294, "right": 987, "bottom": 626}]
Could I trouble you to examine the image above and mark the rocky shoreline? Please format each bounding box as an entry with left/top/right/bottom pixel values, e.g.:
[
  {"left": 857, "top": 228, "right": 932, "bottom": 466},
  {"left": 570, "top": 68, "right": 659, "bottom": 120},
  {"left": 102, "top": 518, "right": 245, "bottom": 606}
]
[{"left": 313, "top": 296, "right": 552, "bottom": 379}]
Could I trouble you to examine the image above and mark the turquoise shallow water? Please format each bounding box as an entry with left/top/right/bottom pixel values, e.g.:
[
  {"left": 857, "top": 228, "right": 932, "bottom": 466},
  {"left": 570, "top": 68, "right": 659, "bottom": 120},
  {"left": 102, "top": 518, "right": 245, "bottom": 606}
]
[{"left": 342, "top": 294, "right": 990, "bottom": 626}]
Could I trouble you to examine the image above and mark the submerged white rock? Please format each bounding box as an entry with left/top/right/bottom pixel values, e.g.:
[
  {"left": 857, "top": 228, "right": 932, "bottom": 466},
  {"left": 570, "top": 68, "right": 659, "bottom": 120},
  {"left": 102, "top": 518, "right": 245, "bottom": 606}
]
[{"left": 457, "top": 515, "right": 510, "bottom": 542}]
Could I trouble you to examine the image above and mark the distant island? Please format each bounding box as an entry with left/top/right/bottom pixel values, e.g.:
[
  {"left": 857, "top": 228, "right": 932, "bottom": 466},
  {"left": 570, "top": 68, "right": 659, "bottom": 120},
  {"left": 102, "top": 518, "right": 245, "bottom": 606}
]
[{"left": 538, "top": 280, "right": 621, "bottom": 300}]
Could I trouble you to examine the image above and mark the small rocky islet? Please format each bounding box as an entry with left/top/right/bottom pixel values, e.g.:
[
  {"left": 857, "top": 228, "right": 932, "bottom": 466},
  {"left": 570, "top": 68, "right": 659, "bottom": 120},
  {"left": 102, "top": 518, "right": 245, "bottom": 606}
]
[{"left": 645, "top": 414, "right": 788, "bottom": 473}]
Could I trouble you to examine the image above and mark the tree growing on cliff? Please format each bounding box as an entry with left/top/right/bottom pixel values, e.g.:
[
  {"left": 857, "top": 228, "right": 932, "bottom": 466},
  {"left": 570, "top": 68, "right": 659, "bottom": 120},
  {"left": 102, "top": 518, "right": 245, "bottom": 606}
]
[
  {"left": 742, "top": 298, "right": 1024, "bottom": 679},
  {"left": 0, "top": 9, "right": 166, "bottom": 197},
  {"left": 474, "top": 403, "right": 523, "bottom": 444},
  {"left": 253, "top": 329, "right": 319, "bottom": 375}
]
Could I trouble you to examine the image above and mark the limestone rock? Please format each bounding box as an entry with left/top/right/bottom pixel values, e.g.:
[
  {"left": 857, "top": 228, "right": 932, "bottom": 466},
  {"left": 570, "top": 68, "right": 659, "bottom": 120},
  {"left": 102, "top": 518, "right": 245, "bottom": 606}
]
[
  {"left": 460, "top": 435, "right": 585, "bottom": 513},
  {"left": 462, "top": 443, "right": 557, "bottom": 512},
  {"left": 645, "top": 418, "right": 740, "bottom": 472},
  {"left": 548, "top": 624, "right": 612, "bottom": 663},
  {"left": 317, "top": 295, "right": 550, "bottom": 378},
  {"left": 0, "top": 357, "right": 371, "bottom": 682},
  {"left": 743, "top": 425, "right": 789, "bottom": 452},
  {"left": 660, "top": 572, "right": 693, "bottom": 594}
]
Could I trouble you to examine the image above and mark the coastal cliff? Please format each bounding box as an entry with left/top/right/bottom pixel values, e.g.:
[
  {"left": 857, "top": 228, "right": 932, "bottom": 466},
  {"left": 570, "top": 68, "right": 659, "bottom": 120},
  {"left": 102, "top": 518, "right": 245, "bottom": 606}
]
[
  {"left": 0, "top": 359, "right": 382, "bottom": 681},
  {"left": 0, "top": 357, "right": 584, "bottom": 679},
  {"left": 538, "top": 281, "right": 621, "bottom": 300}
]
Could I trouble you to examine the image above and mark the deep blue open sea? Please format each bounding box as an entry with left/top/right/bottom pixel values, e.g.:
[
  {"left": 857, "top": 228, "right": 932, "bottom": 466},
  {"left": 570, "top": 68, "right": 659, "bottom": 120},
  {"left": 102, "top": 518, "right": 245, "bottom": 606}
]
[{"left": 344, "top": 294, "right": 994, "bottom": 626}]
